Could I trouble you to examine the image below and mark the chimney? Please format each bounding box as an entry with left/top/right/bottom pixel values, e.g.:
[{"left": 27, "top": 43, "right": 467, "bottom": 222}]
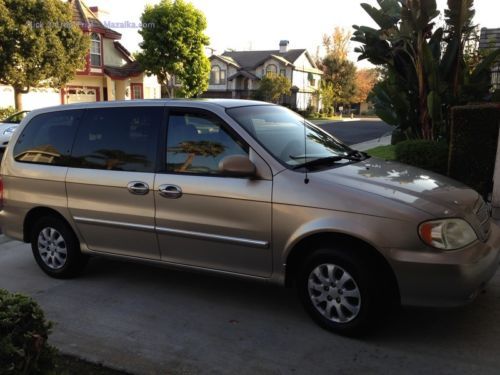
[
  {"left": 89, "top": 6, "right": 99, "bottom": 19},
  {"left": 279, "top": 40, "right": 289, "bottom": 53}
]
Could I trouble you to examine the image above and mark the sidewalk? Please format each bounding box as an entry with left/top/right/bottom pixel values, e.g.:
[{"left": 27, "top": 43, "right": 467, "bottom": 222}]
[{"left": 350, "top": 135, "right": 392, "bottom": 151}]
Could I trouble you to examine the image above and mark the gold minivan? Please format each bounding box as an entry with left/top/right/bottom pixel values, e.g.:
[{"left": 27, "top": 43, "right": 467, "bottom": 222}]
[{"left": 1, "top": 100, "right": 499, "bottom": 335}]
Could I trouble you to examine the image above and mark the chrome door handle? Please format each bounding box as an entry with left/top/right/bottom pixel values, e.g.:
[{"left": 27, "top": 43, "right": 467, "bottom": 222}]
[
  {"left": 159, "top": 184, "right": 183, "bottom": 199},
  {"left": 127, "top": 181, "right": 150, "bottom": 195}
]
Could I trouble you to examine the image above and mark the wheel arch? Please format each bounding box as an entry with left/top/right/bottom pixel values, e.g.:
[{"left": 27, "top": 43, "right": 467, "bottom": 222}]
[
  {"left": 23, "top": 207, "right": 73, "bottom": 243},
  {"left": 284, "top": 231, "right": 400, "bottom": 303}
]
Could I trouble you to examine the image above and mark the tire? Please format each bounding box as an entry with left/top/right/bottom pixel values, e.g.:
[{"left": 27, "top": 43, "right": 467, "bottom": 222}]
[
  {"left": 30, "top": 216, "right": 88, "bottom": 279},
  {"left": 297, "top": 247, "right": 385, "bottom": 336}
]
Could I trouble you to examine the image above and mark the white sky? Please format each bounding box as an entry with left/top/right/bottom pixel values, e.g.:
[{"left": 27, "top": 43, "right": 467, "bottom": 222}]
[{"left": 91, "top": 0, "right": 500, "bottom": 66}]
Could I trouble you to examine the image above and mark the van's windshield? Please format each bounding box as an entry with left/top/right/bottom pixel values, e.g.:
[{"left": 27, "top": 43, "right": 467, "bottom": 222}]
[{"left": 226, "top": 105, "right": 366, "bottom": 169}]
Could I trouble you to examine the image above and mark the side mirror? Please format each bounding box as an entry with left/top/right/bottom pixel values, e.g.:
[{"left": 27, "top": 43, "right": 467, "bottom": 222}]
[{"left": 219, "top": 155, "right": 256, "bottom": 178}]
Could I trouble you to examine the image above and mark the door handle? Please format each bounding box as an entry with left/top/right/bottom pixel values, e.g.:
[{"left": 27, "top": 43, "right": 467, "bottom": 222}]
[
  {"left": 159, "top": 184, "right": 183, "bottom": 199},
  {"left": 127, "top": 181, "right": 150, "bottom": 195}
]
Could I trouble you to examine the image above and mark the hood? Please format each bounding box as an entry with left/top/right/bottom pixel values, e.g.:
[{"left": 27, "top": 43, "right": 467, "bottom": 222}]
[
  {"left": 313, "top": 157, "right": 479, "bottom": 218},
  {"left": 0, "top": 122, "right": 18, "bottom": 131}
]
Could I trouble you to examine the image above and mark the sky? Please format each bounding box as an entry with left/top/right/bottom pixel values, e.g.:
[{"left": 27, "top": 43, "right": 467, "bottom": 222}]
[{"left": 90, "top": 0, "right": 500, "bottom": 66}]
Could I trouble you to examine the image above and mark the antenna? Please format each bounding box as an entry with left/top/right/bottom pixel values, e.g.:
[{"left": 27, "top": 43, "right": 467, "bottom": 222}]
[{"left": 302, "top": 61, "right": 309, "bottom": 184}]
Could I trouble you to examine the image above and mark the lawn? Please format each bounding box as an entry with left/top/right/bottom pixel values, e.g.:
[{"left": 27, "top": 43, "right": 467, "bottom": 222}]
[{"left": 366, "top": 145, "right": 396, "bottom": 160}]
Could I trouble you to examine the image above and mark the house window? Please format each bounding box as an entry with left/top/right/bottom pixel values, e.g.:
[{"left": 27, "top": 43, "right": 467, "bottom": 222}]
[
  {"left": 280, "top": 69, "right": 286, "bottom": 77},
  {"left": 210, "top": 66, "right": 226, "bottom": 85},
  {"left": 492, "top": 65, "right": 500, "bottom": 90},
  {"left": 131, "top": 83, "right": 143, "bottom": 100},
  {"left": 90, "top": 33, "right": 102, "bottom": 67},
  {"left": 266, "top": 64, "right": 278, "bottom": 77}
]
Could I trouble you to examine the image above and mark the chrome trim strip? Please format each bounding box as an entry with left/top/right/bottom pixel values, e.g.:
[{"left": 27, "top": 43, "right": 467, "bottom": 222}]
[
  {"left": 73, "top": 217, "right": 269, "bottom": 249},
  {"left": 155, "top": 226, "right": 269, "bottom": 249},
  {"left": 74, "top": 217, "right": 155, "bottom": 232}
]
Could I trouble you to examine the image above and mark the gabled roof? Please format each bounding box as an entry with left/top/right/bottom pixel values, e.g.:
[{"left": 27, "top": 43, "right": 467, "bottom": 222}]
[
  {"left": 227, "top": 70, "right": 260, "bottom": 81},
  {"left": 209, "top": 55, "right": 241, "bottom": 68},
  {"left": 221, "top": 49, "right": 308, "bottom": 69},
  {"left": 480, "top": 28, "right": 500, "bottom": 49},
  {"left": 69, "top": 0, "right": 122, "bottom": 39}
]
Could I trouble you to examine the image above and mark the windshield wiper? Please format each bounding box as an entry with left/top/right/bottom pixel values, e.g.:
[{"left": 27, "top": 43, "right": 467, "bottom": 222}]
[
  {"left": 291, "top": 156, "right": 344, "bottom": 170},
  {"left": 291, "top": 150, "right": 368, "bottom": 170}
]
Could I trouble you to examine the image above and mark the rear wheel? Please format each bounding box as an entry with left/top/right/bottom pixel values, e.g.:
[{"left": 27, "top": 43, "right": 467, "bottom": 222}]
[
  {"left": 30, "top": 216, "right": 88, "bottom": 278},
  {"left": 298, "top": 247, "right": 385, "bottom": 336}
]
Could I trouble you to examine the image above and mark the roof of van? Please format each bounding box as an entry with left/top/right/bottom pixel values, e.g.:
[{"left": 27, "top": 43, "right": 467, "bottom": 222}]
[{"left": 36, "top": 99, "right": 274, "bottom": 112}]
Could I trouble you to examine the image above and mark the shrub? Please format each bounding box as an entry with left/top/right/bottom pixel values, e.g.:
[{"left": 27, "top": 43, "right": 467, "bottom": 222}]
[
  {"left": 0, "top": 107, "right": 17, "bottom": 121},
  {"left": 395, "top": 140, "right": 449, "bottom": 175},
  {"left": 448, "top": 104, "right": 500, "bottom": 198},
  {"left": 0, "top": 289, "right": 57, "bottom": 375}
]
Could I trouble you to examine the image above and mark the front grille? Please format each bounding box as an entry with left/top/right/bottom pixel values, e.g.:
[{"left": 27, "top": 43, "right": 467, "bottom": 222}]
[{"left": 474, "top": 198, "right": 491, "bottom": 240}]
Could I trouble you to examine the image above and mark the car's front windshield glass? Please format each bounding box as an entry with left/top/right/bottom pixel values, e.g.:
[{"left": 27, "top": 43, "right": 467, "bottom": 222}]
[{"left": 226, "top": 105, "right": 355, "bottom": 168}]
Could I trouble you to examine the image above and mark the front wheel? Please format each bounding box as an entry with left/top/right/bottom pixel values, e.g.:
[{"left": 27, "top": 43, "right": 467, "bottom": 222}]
[
  {"left": 31, "top": 216, "right": 88, "bottom": 279},
  {"left": 298, "top": 248, "right": 382, "bottom": 336}
]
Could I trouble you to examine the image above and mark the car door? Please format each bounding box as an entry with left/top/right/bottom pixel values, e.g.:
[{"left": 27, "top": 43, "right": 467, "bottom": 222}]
[
  {"left": 154, "top": 108, "right": 273, "bottom": 277},
  {"left": 66, "top": 105, "right": 163, "bottom": 260}
]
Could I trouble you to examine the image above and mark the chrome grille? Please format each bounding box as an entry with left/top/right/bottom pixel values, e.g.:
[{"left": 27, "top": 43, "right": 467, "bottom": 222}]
[{"left": 474, "top": 198, "right": 491, "bottom": 240}]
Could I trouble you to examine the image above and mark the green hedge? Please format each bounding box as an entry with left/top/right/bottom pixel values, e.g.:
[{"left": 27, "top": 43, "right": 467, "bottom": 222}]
[
  {"left": 448, "top": 104, "right": 500, "bottom": 198},
  {"left": 0, "top": 289, "right": 57, "bottom": 374},
  {"left": 395, "top": 140, "right": 449, "bottom": 175}
]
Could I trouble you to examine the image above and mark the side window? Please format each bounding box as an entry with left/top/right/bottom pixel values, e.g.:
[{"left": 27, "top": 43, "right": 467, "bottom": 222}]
[
  {"left": 14, "top": 110, "right": 82, "bottom": 166},
  {"left": 71, "top": 107, "right": 162, "bottom": 172},
  {"left": 166, "top": 111, "right": 248, "bottom": 175}
]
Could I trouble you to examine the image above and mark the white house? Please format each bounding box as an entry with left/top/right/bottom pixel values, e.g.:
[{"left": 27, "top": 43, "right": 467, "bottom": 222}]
[{"left": 204, "top": 41, "right": 323, "bottom": 110}]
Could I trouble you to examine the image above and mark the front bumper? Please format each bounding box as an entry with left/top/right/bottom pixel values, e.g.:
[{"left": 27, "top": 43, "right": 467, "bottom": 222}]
[{"left": 387, "top": 222, "right": 500, "bottom": 307}]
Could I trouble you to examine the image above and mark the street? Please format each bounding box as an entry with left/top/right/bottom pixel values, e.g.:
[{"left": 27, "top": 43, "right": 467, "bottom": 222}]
[
  {"left": 1, "top": 238, "right": 499, "bottom": 374},
  {"left": 314, "top": 119, "right": 392, "bottom": 145}
]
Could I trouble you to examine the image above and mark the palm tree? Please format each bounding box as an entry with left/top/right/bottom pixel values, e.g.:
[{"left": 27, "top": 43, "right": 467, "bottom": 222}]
[{"left": 169, "top": 141, "right": 226, "bottom": 172}]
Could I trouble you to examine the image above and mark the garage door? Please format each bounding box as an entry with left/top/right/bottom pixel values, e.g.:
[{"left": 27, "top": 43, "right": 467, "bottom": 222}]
[{"left": 66, "top": 88, "right": 98, "bottom": 104}]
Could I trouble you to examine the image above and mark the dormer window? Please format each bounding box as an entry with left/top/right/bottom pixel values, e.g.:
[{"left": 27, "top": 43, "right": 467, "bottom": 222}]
[
  {"left": 90, "top": 33, "right": 102, "bottom": 67},
  {"left": 266, "top": 64, "right": 278, "bottom": 77}
]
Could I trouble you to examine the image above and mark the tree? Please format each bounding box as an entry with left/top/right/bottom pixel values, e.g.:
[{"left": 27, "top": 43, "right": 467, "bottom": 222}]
[
  {"left": 137, "top": 0, "right": 211, "bottom": 98},
  {"left": 319, "top": 55, "right": 357, "bottom": 107},
  {"left": 0, "top": 0, "right": 89, "bottom": 110},
  {"left": 322, "top": 27, "right": 352, "bottom": 61},
  {"left": 317, "top": 27, "right": 357, "bottom": 110},
  {"left": 254, "top": 75, "right": 292, "bottom": 103},
  {"left": 352, "top": 0, "right": 500, "bottom": 141},
  {"left": 353, "top": 69, "right": 379, "bottom": 103}
]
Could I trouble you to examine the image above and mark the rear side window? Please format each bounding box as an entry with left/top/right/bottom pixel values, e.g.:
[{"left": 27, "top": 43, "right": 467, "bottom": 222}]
[
  {"left": 13, "top": 110, "right": 82, "bottom": 166},
  {"left": 71, "top": 107, "right": 162, "bottom": 172}
]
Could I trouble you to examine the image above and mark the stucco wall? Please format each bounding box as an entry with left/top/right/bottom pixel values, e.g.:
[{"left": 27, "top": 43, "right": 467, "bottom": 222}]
[{"left": 103, "top": 39, "right": 128, "bottom": 67}]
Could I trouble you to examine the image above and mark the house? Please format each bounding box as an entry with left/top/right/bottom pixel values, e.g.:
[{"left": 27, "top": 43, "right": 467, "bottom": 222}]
[
  {"left": 204, "top": 41, "right": 323, "bottom": 110},
  {"left": 0, "top": 0, "right": 160, "bottom": 110},
  {"left": 479, "top": 27, "right": 500, "bottom": 90}
]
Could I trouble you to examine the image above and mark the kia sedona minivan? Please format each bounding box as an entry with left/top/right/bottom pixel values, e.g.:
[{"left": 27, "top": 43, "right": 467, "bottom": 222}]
[{"left": 1, "top": 99, "right": 499, "bottom": 336}]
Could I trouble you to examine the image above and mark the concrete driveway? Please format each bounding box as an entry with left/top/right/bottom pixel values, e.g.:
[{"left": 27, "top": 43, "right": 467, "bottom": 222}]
[{"left": 1, "top": 238, "right": 500, "bottom": 374}]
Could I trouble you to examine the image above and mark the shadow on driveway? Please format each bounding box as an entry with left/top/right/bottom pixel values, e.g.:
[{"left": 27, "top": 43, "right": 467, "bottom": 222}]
[{"left": 2, "top": 242, "right": 500, "bottom": 374}]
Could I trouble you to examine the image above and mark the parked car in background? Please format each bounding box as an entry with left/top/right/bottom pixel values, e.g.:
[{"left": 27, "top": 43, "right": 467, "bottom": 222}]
[
  {"left": 0, "top": 100, "right": 498, "bottom": 336},
  {"left": 0, "top": 111, "right": 30, "bottom": 151}
]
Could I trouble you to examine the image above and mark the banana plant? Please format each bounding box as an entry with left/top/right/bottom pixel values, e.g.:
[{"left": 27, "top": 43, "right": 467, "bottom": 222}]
[{"left": 353, "top": 0, "right": 500, "bottom": 141}]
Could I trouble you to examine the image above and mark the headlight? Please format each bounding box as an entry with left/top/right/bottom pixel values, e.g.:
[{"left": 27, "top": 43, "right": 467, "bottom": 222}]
[
  {"left": 3, "top": 126, "right": 17, "bottom": 136},
  {"left": 418, "top": 219, "right": 477, "bottom": 250}
]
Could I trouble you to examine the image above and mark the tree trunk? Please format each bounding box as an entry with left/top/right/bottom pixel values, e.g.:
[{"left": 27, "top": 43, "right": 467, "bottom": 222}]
[{"left": 14, "top": 88, "right": 24, "bottom": 111}]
